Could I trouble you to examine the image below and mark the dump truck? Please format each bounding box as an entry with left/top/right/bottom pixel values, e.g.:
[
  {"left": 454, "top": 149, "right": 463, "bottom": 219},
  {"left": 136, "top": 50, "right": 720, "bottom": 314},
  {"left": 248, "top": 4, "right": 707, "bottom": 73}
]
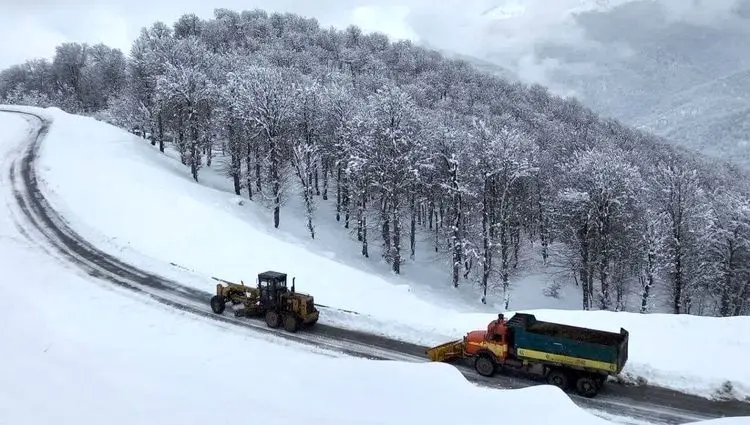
[
  {"left": 209, "top": 271, "right": 319, "bottom": 333},
  {"left": 426, "top": 313, "right": 629, "bottom": 398}
]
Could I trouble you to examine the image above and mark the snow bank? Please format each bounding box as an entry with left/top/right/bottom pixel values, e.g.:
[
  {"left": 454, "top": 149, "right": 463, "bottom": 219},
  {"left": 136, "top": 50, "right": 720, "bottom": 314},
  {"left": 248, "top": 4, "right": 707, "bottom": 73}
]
[
  {"left": 26, "top": 106, "right": 750, "bottom": 401},
  {"left": 0, "top": 111, "right": 618, "bottom": 425}
]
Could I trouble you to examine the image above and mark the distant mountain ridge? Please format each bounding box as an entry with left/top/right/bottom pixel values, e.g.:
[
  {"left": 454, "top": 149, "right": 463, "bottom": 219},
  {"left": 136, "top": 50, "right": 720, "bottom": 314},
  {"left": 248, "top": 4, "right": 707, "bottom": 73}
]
[
  {"left": 454, "top": 0, "right": 750, "bottom": 170},
  {"left": 633, "top": 68, "right": 750, "bottom": 169}
]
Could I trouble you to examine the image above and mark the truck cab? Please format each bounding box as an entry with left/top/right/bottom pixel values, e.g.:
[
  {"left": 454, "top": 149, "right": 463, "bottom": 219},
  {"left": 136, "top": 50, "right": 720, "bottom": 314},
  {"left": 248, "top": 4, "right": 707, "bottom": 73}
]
[{"left": 464, "top": 314, "right": 510, "bottom": 375}]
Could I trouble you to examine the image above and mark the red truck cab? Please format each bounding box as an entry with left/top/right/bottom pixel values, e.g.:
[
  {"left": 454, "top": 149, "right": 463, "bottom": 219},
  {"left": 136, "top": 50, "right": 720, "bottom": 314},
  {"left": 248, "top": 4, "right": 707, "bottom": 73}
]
[{"left": 464, "top": 314, "right": 509, "bottom": 375}]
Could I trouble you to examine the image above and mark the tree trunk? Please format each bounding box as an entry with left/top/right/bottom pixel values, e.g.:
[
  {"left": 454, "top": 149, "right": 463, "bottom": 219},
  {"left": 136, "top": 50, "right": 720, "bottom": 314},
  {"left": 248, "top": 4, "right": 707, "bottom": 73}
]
[
  {"left": 640, "top": 248, "right": 656, "bottom": 313},
  {"left": 254, "top": 143, "right": 262, "bottom": 195},
  {"left": 245, "top": 138, "right": 253, "bottom": 200},
  {"left": 598, "top": 209, "right": 612, "bottom": 311},
  {"left": 158, "top": 111, "right": 165, "bottom": 153},
  {"left": 410, "top": 189, "right": 416, "bottom": 260},
  {"left": 381, "top": 193, "right": 391, "bottom": 263},
  {"left": 734, "top": 279, "right": 750, "bottom": 316},
  {"left": 538, "top": 183, "right": 548, "bottom": 264},
  {"left": 578, "top": 222, "right": 591, "bottom": 310},
  {"left": 501, "top": 221, "right": 510, "bottom": 309},
  {"left": 189, "top": 124, "right": 199, "bottom": 182},
  {"left": 451, "top": 164, "right": 461, "bottom": 288},
  {"left": 417, "top": 201, "right": 423, "bottom": 227},
  {"left": 673, "top": 236, "right": 683, "bottom": 314},
  {"left": 428, "top": 199, "right": 434, "bottom": 230},
  {"left": 322, "top": 157, "right": 329, "bottom": 200},
  {"left": 361, "top": 186, "right": 369, "bottom": 258},
  {"left": 228, "top": 124, "right": 241, "bottom": 196},
  {"left": 481, "top": 176, "right": 492, "bottom": 303},
  {"left": 303, "top": 182, "right": 314, "bottom": 239},
  {"left": 304, "top": 142, "right": 315, "bottom": 239},
  {"left": 343, "top": 171, "right": 350, "bottom": 229},
  {"left": 336, "top": 164, "right": 342, "bottom": 221},
  {"left": 270, "top": 138, "right": 280, "bottom": 229},
  {"left": 314, "top": 160, "right": 320, "bottom": 196},
  {"left": 178, "top": 110, "right": 187, "bottom": 165},
  {"left": 434, "top": 207, "right": 440, "bottom": 253},
  {"left": 205, "top": 135, "right": 213, "bottom": 167},
  {"left": 392, "top": 195, "right": 401, "bottom": 274},
  {"left": 512, "top": 225, "right": 520, "bottom": 269},
  {"left": 718, "top": 239, "right": 737, "bottom": 316}
]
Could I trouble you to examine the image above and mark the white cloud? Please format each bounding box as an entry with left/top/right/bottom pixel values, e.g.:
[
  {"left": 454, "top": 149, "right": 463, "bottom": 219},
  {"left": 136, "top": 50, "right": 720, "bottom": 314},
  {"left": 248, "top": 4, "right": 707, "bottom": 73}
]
[{"left": 1, "top": 0, "right": 748, "bottom": 85}]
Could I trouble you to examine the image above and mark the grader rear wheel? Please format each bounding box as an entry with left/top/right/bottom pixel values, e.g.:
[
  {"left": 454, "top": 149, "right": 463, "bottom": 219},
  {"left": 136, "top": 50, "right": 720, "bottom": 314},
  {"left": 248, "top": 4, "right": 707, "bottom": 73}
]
[
  {"left": 210, "top": 295, "right": 225, "bottom": 314},
  {"left": 265, "top": 311, "right": 280, "bottom": 328},
  {"left": 284, "top": 314, "right": 299, "bottom": 333}
]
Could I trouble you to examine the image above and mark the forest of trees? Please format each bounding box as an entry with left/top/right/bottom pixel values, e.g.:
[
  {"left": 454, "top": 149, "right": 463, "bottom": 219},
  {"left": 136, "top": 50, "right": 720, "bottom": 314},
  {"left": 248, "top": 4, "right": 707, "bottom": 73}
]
[{"left": 2, "top": 8, "right": 749, "bottom": 316}]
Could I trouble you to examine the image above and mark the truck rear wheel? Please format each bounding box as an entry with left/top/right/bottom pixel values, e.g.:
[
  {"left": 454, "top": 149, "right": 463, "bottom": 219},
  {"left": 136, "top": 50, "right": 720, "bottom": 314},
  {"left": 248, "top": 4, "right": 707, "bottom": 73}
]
[
  {"left": 546, "top": 369, "right": 569, "bottom": 390},
  {"left": 474, "top": 355, "right": 496, "bottom": 377},
  {"left": 575, "top": 376, "right": 599, "bottom": 398},
  {"left": 210, "top": 295, "right": 225, "bottom": 314}
]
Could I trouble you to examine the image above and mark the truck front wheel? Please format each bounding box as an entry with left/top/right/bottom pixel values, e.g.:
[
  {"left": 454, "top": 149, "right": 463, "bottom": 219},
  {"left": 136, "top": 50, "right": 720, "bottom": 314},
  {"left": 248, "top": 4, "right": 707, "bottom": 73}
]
[{"left": 474, "top": 355, "right": 496, "bottom": 377}]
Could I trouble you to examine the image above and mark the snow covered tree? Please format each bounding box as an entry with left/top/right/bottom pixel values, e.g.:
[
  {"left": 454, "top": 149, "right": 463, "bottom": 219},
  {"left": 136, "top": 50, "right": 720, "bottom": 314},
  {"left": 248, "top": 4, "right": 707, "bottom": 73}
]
[
  {"left": 128, "top": 22, "right": 175, "bottom": 151},
  {"left": 467, "top": 115, "right": 538, "bottom": 306},
  {"left": 635, "top": 208, "right": 668, "bottom": 313},
  {"left": 227, "top": 64, "right": 299, "bottom": 228},
  {"left": 155, "top": 36, "right": 216, "bottom": 182},
  {"left": 361, "top": 83, "right": 428, "bottom": 274},
  {"left": 651, "top": 159, "right": 712, "bottom": 314},
  {"left": 707, "top": 190, "right": 750, "bottom": 316},
  {"left": 291, "top": 77, "right": 325, "bottom": 239},
  {"left": 551, "top": 144, "right": 642, "bottom": 310},
  {"left": 5, "top": 7, "right": 750, "bottom": 315}
]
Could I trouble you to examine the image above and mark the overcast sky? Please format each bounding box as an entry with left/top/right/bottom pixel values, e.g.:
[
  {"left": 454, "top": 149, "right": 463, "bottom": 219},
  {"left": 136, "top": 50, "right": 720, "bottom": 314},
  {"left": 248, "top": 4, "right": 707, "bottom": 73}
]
[{"left": 1, "top": 0, "right": 747, "bottom": 88}]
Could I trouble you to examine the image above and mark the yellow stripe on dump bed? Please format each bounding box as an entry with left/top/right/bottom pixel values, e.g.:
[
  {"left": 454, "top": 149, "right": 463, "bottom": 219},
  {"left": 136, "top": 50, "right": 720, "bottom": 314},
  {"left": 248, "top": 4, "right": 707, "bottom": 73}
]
[{"left": 516, "top": 348, "right": 617, "bottom": 373}]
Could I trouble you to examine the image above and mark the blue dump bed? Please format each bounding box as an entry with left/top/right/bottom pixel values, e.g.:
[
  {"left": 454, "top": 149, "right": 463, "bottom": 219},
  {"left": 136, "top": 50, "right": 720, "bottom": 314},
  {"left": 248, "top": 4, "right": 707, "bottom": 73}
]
[{"left": 506, "top": 313, "right": 629, "bottom": 374}]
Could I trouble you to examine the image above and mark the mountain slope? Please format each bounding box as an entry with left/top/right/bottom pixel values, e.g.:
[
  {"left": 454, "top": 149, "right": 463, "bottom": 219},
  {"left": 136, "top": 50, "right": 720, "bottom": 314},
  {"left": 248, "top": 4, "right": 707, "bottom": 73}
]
[
  {"left": 1, "top": 111, "right": 624, "bottom": 425},
  {"left": 632, "top": 69, "right": 750, "bottom": 169},
  {"left": 12, "top": 105, "right": 750, "bottom": 401}
]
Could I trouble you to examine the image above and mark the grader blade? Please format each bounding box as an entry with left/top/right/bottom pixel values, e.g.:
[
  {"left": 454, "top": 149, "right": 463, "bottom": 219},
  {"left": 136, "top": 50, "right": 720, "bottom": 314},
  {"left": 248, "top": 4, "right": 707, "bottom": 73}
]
[{"left": 426, "top": 340, "right": 465, "bottom": 362}]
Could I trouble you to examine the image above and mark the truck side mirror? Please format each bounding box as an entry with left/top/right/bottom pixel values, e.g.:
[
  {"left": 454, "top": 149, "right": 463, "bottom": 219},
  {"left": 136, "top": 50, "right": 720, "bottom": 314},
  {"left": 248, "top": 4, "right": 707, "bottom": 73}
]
[{"left": 292, "top": 277, "right": 295, "bottom": 293}]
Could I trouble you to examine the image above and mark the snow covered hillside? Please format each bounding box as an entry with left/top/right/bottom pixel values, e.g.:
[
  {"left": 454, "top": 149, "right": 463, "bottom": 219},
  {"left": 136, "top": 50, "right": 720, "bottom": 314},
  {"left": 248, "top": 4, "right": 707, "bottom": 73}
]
[
  {"left": 1, "top": 110, "right": 637, "bottom": 425},
  {"left": 18, "top": 105, "right": 750, "bottom": 402}
]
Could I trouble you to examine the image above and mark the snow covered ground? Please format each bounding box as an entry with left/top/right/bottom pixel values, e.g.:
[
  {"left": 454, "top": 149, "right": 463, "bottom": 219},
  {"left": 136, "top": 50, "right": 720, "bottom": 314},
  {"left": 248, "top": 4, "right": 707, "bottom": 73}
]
[
  {"left": 0, "top": 108, "right": 674, "bottom": 425},
  {"left": 10, "top": 105, "right": 750, "bottom": 402}
]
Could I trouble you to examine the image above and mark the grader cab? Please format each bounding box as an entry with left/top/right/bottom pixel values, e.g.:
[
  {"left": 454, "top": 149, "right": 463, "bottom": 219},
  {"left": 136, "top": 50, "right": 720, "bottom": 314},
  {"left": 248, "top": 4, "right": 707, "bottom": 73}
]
[{"left": 209, "top": 270, "right": 319, "bottom": 333}]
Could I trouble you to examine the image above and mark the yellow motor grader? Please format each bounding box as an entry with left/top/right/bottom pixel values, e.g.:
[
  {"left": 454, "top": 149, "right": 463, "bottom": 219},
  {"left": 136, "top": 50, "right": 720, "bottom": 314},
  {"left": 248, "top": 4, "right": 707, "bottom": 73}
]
[{"left": 209, "top": 270, "right": 319, "bottom": 333}]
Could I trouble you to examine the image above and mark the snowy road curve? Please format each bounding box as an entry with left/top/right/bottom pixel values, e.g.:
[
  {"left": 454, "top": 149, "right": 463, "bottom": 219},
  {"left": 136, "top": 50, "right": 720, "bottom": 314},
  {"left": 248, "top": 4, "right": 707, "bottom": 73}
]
[{"left": 3, "top": 108, "right": 749, "bottom": 425}]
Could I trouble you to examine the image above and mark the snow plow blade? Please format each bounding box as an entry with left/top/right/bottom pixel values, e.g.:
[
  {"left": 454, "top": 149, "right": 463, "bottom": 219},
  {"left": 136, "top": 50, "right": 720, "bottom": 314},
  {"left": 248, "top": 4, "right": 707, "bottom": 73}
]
[{"left": 426, "top": 339, "right": 465, "bottom": 362}]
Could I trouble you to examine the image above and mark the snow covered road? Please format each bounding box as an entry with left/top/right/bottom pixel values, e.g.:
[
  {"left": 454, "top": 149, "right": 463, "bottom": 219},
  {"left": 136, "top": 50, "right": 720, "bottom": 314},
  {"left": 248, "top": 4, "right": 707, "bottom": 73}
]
[{"left": 1, "top": 107, "right": 749, "bottom": 425}]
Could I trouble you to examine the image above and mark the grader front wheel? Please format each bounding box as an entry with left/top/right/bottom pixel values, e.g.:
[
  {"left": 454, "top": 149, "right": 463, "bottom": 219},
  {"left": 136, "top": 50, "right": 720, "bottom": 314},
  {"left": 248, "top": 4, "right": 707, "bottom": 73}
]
[{"left": 210, "top": 295, "right": 226, "bottom": 314}]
